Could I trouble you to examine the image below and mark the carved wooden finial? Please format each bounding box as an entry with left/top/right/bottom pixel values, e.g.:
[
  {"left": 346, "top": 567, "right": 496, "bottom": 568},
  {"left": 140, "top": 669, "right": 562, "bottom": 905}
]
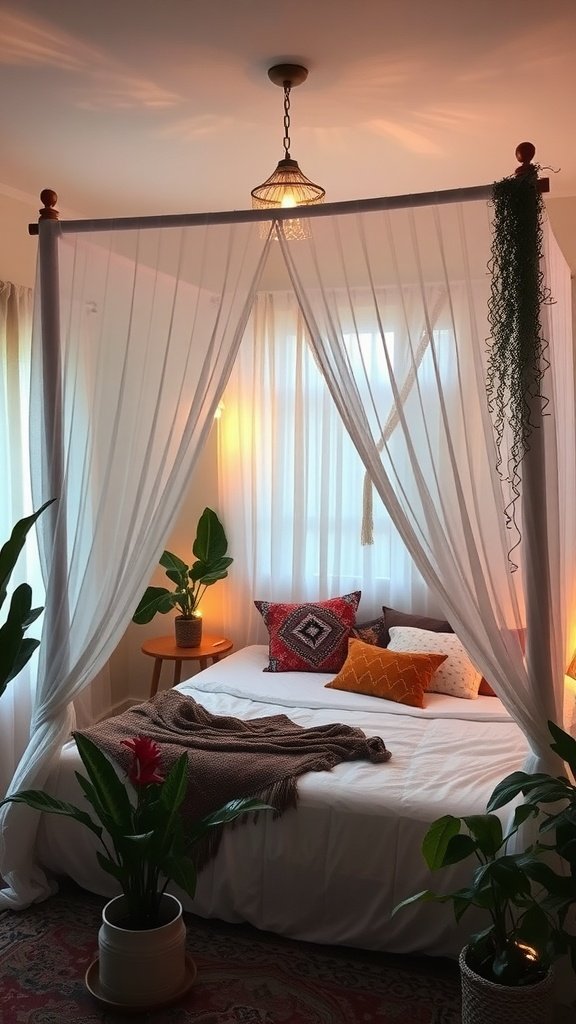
[
  {"left": 514, "top": 143, "right": 549, "bottom": 193},
  {"left": 514, "top": 142, "right": 536, "bottom": 176},
  {"left": 39, "top": 189, "right": 59, "bottom": 220}
]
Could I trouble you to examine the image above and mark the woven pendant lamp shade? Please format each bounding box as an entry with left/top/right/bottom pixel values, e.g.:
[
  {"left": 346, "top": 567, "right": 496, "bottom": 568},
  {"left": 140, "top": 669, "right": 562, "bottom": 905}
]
[
  {"left": 251, "top": 63, "right": 325, "bottom": 239},
  {"left": 251, "top": 158, "right": 325, "bottom": 210}
]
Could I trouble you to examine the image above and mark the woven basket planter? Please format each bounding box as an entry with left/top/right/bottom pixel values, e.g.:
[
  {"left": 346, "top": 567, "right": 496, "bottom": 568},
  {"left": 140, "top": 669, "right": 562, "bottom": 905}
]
[
  {"left": 174, "top": 614, "right": 202, "bottom": 648},
  {"left": 459, "top": 947, "right": 554, "bottom": 1024}
]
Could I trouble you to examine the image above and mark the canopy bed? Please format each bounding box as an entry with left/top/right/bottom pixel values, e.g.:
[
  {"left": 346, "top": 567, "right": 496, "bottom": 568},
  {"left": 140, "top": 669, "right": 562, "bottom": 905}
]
[{"left": 0, "top": 147, "right": 574, "bottom": 965}]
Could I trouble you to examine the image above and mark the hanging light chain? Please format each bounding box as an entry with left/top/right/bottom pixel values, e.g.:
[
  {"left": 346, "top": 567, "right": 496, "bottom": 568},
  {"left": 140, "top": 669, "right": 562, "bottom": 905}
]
[
  {"left": 283, "top": 82, "right": 292, "bottom": 159},
  {"left": 250, "top": 63, "right": 325, "bottom": 212}
]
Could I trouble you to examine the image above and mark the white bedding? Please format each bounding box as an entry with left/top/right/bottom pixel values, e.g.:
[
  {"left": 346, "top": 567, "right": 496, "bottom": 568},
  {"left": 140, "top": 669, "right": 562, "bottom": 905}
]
[{"left": 38, "top": 644, "right": 528, "bottom": 958}]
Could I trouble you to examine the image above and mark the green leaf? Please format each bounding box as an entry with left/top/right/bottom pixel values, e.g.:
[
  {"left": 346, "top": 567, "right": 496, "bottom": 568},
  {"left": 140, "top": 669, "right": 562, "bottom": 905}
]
[
  {"left": 192, "top": 508, "right": 228, "bottom": 564},
  {"left": 512, "top": 803, "right": 539, "bottom": 830},
  {"left": 199, "top": 797, "right": 272, "bottom": 829},
  {"left": 478, "top": 857, "right": 532, "bottom": 897},
  {"left": 189, "top": 560, "right": 232, "bottom": 584},
  {"left": 160, "top": 550, "right": 189, "bottom": 574},
  {"left": 488, "top": 772, "right": 541, "bottom": 810},
  {"left": 159, "top": 754, "right": 188, "bottom": 823},
  {"left": 121, "top": 831, "right": 155, "bottom": 846},
  {"left": 95, "top": 850, "right": 125, "bottom": 883},
  {"left": 0, "top": 633, "right": 40, "bottom": 694},
  {"left": 548, "top": 720, "right": 576, "bottom": 781},
  {"left": 0, "top": 499, "right": 55, "bottom": 609},
  {"left": 517, "top": 904, "right": 553, "bottom": 950},
  {"left": 392, "top": 889, "right": 441, "bottom": 915},
  {"left": 435, "top": 831, "right": 477, "bottom": 868},
  {"left": 21, "top": 605, "right": 44, "bottom": 628},
  {"left": 73, "top": 733, "right": 133, "bottom": 831},
  {"left": 421, "top": 815, "right": 462, "bottom": 869},
  {"left": 74, "top": 771, "right": 125, "bottom": 836},
  {"left": 462, "top": 814, "right": 503, "bottom": 856},
  {"left": 0, "top": 584, "right": 33, "bottom": 691},
  {"left": 493, "top": 773, "right": 571, "bottom": 811},
  {"left": 454, "top": 886, "right": 492, "bottom": 919},
  {"left": 132, "top": 586, "right": 175, "bottom": 624},
  {"left": 0, "top": 790, "right": 102, "bottom": 838},
  {"left": 523, "top": 781, "right": 572, "bottom": 805},
  {"left": 160, "top": 854, "right": 197, "bottom": 899},
  {"left": 185, "top": 797, "right": 273, "bottom": 847},
  {"left": 165, "top": 569, "right": 187, "bottom": 587}
]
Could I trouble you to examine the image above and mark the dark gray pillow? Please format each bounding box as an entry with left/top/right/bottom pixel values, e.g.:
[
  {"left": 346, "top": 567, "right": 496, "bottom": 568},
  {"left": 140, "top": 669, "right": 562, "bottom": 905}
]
[
  {"left": 381, "top": 606, "right": 453, "bottom": 647},
  {"left": 350, "top": 615, "right": 388, "bottom": 648}
]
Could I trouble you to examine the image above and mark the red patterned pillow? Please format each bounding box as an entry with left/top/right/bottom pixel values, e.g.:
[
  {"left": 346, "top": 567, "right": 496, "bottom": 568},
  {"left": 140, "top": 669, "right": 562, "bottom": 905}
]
[{"left": 255, "top": 592, "right": 361, "bottom": 672}]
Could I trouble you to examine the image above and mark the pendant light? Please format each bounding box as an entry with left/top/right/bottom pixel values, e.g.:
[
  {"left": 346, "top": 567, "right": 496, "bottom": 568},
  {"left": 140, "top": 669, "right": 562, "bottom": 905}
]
[{"left": 251, "top": 64, "right": 325, "bottom": 238}]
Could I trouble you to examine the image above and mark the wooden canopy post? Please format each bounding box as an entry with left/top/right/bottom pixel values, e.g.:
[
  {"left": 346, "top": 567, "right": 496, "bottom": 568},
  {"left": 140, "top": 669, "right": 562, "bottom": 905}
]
[{"left": 34, "top": 189, "right": 71, "bottom": 717}]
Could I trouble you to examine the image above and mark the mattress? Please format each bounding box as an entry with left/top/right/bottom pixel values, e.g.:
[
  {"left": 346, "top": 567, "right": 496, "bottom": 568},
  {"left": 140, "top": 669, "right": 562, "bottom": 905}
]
[{"left": 37, "top": 644, "right": 528, "bottom": 958}]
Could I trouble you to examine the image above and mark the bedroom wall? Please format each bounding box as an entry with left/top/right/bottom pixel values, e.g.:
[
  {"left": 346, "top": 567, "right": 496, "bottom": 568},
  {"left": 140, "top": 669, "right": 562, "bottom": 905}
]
[
  {"left": 107, "top": 424, "right": 227, "bottom": 711},
  {"left": 0, "top": 188, "right": 38, "bottom": 288}
]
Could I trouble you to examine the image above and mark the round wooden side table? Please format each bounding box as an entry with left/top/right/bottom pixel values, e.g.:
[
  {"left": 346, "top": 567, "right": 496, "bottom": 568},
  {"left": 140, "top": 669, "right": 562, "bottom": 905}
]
[{"left": 141, "top": 634, "right": 233, "bottom": 698}]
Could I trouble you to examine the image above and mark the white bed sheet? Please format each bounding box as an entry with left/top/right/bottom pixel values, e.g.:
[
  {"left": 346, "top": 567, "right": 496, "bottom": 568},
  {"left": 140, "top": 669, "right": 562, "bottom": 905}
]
[{"left": 38, "top": 645, "right": 528, "bottom": 958}]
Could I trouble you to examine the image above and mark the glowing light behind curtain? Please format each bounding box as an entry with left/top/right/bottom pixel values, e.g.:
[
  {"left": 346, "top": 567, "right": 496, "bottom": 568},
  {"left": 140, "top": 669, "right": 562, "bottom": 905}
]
[
  {"left": 217, "top": 286, "right": 450, "bottom": 650},
  {"left": 0, "top": 282, "right": 38, "bottom": 797},
  {"left": 277, "top": 204, "right": 576, "bottom": 770},
  {"left": 0, "top": 220, "right": 270, "bottom": 908}
]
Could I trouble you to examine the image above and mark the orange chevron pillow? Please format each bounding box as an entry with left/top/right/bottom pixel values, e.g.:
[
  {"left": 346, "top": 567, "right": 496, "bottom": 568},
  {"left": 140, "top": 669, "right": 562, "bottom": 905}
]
[{"left": 325, "top": 638, "right": 447, "bottom": 709}]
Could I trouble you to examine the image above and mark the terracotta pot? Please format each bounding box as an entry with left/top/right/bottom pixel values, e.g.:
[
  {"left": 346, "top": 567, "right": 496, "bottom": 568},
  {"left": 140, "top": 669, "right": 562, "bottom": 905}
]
[
  {"left": 175, "top": 614, "right": 202, "bottom": 648},
  {"left": 97, "top": 893, "right": 188, "bottom": 1006},
  {"left": 459, "top": 947, "right": 553, "bottom": 1024}
]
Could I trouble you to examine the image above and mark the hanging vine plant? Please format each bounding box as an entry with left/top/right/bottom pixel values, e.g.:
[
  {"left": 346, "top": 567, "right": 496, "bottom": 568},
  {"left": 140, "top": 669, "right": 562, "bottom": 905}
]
[{"left": 486, "top": 153, "right": 553, "bottom": 566}]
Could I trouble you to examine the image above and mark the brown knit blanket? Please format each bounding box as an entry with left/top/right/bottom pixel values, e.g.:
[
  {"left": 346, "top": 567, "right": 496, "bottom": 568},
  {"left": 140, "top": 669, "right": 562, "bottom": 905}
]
[{"left": 75, "top": 689, "right": 391, "bottom": 866}]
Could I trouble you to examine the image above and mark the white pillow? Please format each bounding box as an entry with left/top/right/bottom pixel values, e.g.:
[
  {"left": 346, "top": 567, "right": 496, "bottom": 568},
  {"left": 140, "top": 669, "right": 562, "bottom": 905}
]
[{"left": 387, "top": 626, "right": 482, "bottom": 700}]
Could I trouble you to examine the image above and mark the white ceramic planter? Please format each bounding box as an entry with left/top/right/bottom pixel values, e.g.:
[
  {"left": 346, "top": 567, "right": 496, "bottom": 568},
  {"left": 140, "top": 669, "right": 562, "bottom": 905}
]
[{"left": 98, "top": 893, "right": 187, "bottom": 1006}]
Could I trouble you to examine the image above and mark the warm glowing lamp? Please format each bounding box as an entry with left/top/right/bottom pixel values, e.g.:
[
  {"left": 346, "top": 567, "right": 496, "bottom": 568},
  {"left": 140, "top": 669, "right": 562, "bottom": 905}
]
[
  {"left": 564, "top": 650, "right": 576, "bottom": 736},
  {"left": 251, "top": 64, "right": 325, "bottom": 240}
]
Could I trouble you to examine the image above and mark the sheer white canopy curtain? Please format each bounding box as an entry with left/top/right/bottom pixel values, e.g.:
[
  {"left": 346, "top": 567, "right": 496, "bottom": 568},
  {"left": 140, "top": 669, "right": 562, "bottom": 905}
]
[
  {"left": 276, "top": 204, "right": 575, "bottom": 772},
  {"left": 0, "top": 191, "right": 573, "bottom": 909},
  {"left": 0, "top": 220, "right": 271, "bottom": 908},
  {"left": 218, "top": 200, "right": 575, "bottom": 775}
]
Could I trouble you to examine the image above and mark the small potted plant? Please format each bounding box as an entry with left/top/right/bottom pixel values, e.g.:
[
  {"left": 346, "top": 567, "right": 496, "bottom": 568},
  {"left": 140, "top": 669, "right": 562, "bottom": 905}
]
[
  {"left": 393, "top": 720, "right": 576, "bottom": 1024},
  {"left": 133, "top": 507, "right": 233, "bottom": 648},
  {"left": 0, "top": 732, "right": 270, "bottom": 1008}
]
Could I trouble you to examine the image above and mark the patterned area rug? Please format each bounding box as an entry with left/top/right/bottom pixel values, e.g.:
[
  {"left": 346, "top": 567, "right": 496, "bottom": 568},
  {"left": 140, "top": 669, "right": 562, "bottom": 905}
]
[{"left": 0, "top": 882, "right": 461, "bottom": 1023}]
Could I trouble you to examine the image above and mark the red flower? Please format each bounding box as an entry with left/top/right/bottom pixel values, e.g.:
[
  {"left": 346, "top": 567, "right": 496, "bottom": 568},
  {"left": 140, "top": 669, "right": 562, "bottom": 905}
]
[{"left": 121, "top": 736, "right": 164, "bottom": 786}]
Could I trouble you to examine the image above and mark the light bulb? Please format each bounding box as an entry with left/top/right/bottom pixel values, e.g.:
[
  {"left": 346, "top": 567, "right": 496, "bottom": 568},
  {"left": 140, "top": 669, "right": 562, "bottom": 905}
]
[{"left": 281, "top": 193, "right": 297, "bottom": 208}]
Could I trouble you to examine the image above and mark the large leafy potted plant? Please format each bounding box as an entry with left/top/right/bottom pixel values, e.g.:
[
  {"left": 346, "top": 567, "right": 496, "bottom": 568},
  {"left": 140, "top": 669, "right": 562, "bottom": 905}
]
[
  {"left": 0, "top": 733, "right": 271, "bottom": 1009},
  {"left": 393, "top": 720, "right": 576, "bottom": 1024},
  {"left": 0, "top": 499, "right": 54, "bottom": 697},
  {"left": 133, "top": 507, "right": 232, "bottom": 649}
]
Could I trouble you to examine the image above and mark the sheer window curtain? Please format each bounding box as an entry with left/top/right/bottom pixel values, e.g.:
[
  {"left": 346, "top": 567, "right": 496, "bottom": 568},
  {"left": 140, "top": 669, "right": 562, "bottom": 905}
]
[
  {"left": 0, "top": 281, "right": 39, "bottom": 798},
  {"left": 0, "top": 220, "right": 270, "bottom": 907},
  {"left": 278, "top": 203, "right": 576, "bottom": 773},
  {"left": 217, "top": 287, "right": 450, "bottom": 649}
]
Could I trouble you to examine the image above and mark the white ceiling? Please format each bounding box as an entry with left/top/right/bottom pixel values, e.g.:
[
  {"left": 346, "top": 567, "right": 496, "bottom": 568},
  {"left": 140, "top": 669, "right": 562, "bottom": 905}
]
[{"left": 1, "top": 0, "right": 575, "bottom": 219}]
